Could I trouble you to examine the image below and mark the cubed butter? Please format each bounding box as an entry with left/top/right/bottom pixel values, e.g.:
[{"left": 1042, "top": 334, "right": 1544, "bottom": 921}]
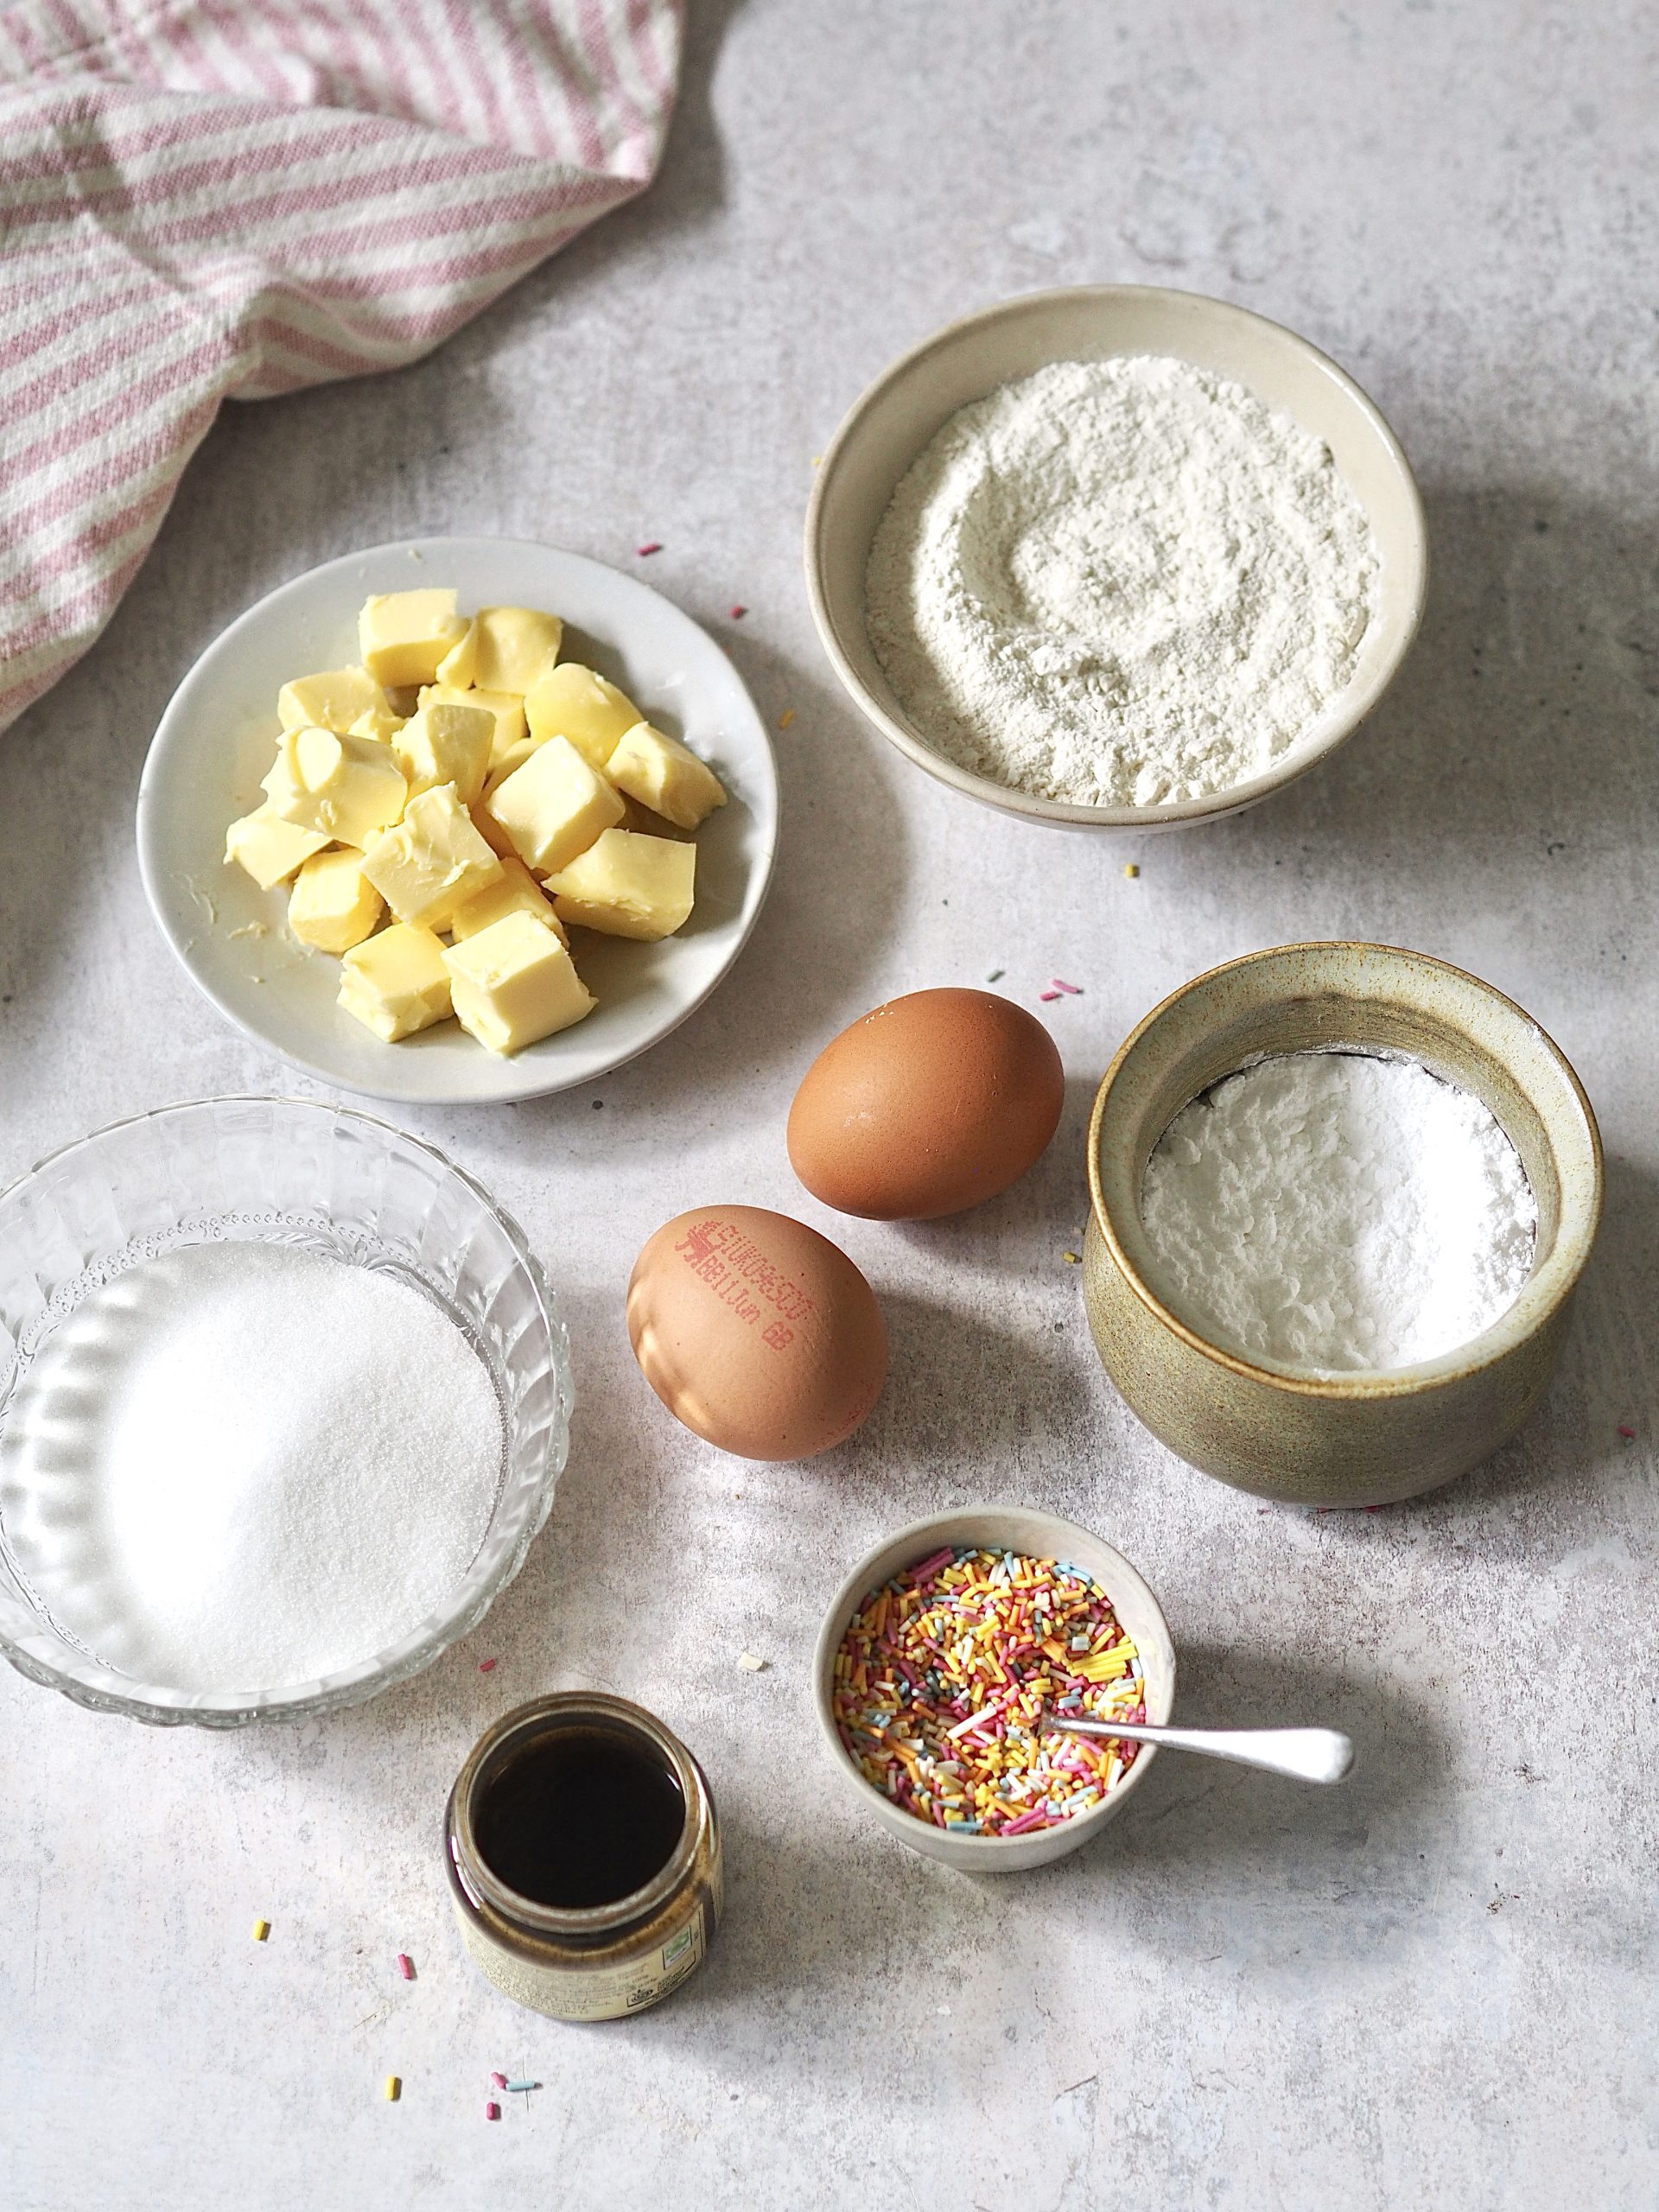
[
  {"left": 225, "top": 807, "right": 330, "bottom": 890},
  {"left": 448, "top": 855, "right": 569, "bottom": 946},
  {"left": 338, "top": 923, "right": 453, "bottom": 1042},
  {"left": 484, "top": 735, "right": 538, "bottom": 792},
  {"left": 391, "top": 700, "right": 494, "bottom": 806},
  {"left": 544, "top": 829, "right": 696, "bottom": 941},
  {"left": 524, "top": 663, "right": 641, "bottom": 770},
  {"left": 605, "top": 721, "right": 728, "bottom": 831},
  {"left": 434, "top": 620, "right": 477, "bottom": 688},
  {"left": 471, "top": 607, "right": 564, "bottom": 694},
  {"left": 288, "top": 848, "right": 385, "bottom": 954},
  {"left": 277, "top": 666, "right": 387, "bottom": 735},
  {"left": 348, "top": 702, "right": 404, "bottom": 745},
  {"left": 443, "top": 912, "right": 594, "bottom": 1055},
  {"left": 469, "top": 790, "right": 518, "bottom": 860},
  {"left": 265, "top": 725, "right": 408, "bottom": 848},
  {"left": 359, "top": 781, "right": 502, "bottom": 931},
  {"left": 419, "top": 683, "right": 528, "bottom": 767},
  {"left": 489, "top": 734, "right": 625, "bottom": 874},
  {"left": 357, "top": 589, "right": 469, "bottom": 688}
]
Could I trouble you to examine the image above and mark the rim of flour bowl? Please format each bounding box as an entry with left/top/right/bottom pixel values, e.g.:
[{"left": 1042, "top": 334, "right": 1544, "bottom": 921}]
[{"left": 804, "top": 283, "right": 1429, "bottom": 831}]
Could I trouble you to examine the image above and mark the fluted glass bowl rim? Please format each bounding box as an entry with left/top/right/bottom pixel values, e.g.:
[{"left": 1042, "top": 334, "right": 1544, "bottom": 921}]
[{"left": 0, "top": 1095, "right": 571, "bottom": 1728}]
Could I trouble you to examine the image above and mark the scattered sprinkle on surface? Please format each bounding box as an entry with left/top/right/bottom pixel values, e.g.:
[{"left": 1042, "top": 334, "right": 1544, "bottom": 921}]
[
  {"left": 1618, "top": 1423, "right": 1637, "bottom": 1440},
  {"left": 486, "top": 2101, "right": 501, "bottom": 2121},
  {"left": 738, "top": 1651, "right": 767, "bottom": 1672},
  {"left": 728, "top": 604, "right": 747, "bottom": 620},
  {"left": 478, "top": 1657, "right": 498, "bottom": 1673},
  {"left": 384, "top": 2076, "right": 401, "bottom": 2103},
  {"left": 832, "top": 1545, "right": 1145, "bottom": 1836},
  {"left": 987, "top": 968, "right": 1005, "bottom": 982},
  {"left": 503, "top": 2080, "right": 541, "bottom": 2094},
  {"left": 1063, "top": 1252, "right": 1082, "bottom": 1265},
  {"left": 251, "top": 1918, "right": 270, "bottom": 1942},
  {"left": 1125, "top": 862, "right": 1140, "bottom": 878},
  {"left": 636, "top": 541, "right": 663, "bottom": 556},
  {"left": 1051, "top": 978, "right": 1083, "bottom": 995},
  {"left": 396, "top": 1954, "right": 415, "bottom": 1981},
  {"left": 779, "top": 708, "right": 796, "bottom": 729},
  {"left": 490, "top": 2072, "right": 508, "bottom": 2091},
  {"left": 1039, "top": 989, "right": 1063, "bottom": 1002}
]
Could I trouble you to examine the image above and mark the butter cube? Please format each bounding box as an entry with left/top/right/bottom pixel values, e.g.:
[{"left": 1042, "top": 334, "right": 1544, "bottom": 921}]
[
  {"left": 418, "top": 683, "right": 527, "bottom": 767},
  {"left": 434, "top": 621, "right": 477, "bottom": 688},
  {"left": 287, "top": 849, "right": 385, "bottom": 954},
  {"left": 524, "top": 664, "right": 641, "bottom": 771},
  {"left": 472, "top": 607, "right": 564, "bottom": 693},
  {"left": 265, "top": 725, "right": 407, "bottom": 848},
  {"left": 360, "top": 782, "right": 502, "bottom": 931},
  {"left": 391, "top": 700, "right": 494, "bottom": 806},
  {"left": 469, "top": 790, "right": 518, "bottom": 860},
  {"left": 225, "top": 807, "right": 330, "bottom": 890},
  {"left": 338, "top": 923, "right": 453, "bottom": 1041},
  {"left": 605, "top": 721, "right": 728, "bottom": 831},
  {"left": 484, "top": 735, "right": 538, "bottom": 792},
  {"left": 277, "top": 666, "right": 387, "bottom": 735},
  {"left": 448, "top": 855, "right": 569, "bottom": 946},
  {"left": 348, "top": 702, "right": 404, "bottom": 745},
  {"left": 488, "top": 734, "right": 625, "bottom": 874},
  {"left": 443, "top": 913, "right": 594, "bottom": 1055},
  {"left": 545, "top": 829, "right": 696, "bottom": 941},
  {"left": 358, "top": 589, "right": 469, "bottom": 688}
]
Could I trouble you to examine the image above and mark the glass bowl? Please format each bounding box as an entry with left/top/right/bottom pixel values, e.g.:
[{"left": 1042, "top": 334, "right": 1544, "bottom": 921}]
[{"left": 0, "top": 1096, "right": 571, "bottom": 1726}]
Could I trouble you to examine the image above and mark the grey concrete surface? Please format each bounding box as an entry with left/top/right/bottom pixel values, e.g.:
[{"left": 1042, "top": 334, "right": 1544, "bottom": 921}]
[{"left": 2, "top": 3, "right": 1656, "bottom": 2205}]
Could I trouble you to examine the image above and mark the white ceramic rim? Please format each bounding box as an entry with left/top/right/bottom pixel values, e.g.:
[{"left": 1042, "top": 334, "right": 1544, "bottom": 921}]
[
  {"left": 0, "top": 1094, "right": 569, "bottom": 1724},
  {"left": 136, "top": 536, "right": 779, "bottom": 1103},
  {"left": 812, "top": 1505, "right": 1175, "bottom": 1860},
  {"left": 804, "top": 282, "right": 1429, "bottom": 830}
]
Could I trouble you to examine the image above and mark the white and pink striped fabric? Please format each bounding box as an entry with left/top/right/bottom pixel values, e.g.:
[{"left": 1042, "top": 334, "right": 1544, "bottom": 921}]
[{"left": 0, "top": 0, "right": 683, "bottom": 734}]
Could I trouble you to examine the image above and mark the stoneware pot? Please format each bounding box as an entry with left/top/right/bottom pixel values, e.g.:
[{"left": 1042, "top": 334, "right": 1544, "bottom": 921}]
[
  {"left": 1083, "top": 944, "right": 1604, "bottom": 1508},
  {"left": 804, "top": 283, "right": 1427, "bottom": 832},
  {"left": 813, "top": 1505, "right": 1176, "bottom": 1872}
]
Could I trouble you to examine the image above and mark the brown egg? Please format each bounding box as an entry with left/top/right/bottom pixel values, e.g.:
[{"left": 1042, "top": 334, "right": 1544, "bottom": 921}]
[
  {"left": 786, "top": 988, "right": 1065, "bottom": 1220},
  {"left": 627, "top": 1205, "right": 887, "bottom": 1460}
]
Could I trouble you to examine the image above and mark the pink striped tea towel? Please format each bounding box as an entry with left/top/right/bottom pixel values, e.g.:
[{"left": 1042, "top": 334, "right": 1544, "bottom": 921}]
[{"left": 0, "top": 0, "right": 683, "bottom": 735}]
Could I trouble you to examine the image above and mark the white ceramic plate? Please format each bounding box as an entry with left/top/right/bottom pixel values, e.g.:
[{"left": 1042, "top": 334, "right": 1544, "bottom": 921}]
[{"left": 137, "top": 537, "right": 779, "bottom": 1104}]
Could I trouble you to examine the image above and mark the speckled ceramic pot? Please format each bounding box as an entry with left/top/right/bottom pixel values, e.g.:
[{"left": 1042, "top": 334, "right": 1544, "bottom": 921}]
[{"left": 1084, "top": 944, "right": 1603, "bottom": 1508}]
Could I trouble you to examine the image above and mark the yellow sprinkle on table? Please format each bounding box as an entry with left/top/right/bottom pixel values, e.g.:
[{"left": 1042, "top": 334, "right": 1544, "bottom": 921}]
[
  {"left": 1124, "top": 862, "right": 1140, "bottom": 879},
  {"left": 384, "top": 2076, "right": 402, "bottom": 2103},
  {"left": 251, "top": 1919, "right": 270, "bottom": 1942},
  {"left": 779, "top": 708, "right": 796, "bottom": 729},
  {"left": 1063, "top": 1251, "right": 1081, "bottom": 1265}
]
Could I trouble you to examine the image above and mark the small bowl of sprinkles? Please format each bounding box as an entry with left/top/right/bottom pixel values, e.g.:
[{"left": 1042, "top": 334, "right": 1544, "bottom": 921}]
[{"left": 814, "top": 1507, "right": 1175, "bottom": 1870}]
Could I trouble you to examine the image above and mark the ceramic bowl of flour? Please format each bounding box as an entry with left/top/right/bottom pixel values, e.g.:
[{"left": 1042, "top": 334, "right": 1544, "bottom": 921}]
[
  {"left": 1082, "top": 944, "right": 1603, "bottom": 1506},
  {"left": 805, "top": 285, "right": 1427, "bottom": 830}
]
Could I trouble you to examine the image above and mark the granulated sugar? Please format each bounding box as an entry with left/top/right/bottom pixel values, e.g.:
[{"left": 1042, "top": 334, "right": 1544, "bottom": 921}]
[
  {"left": 1139, "top": 1052, "right": 1536, "bottom": 1373},
  {"left": 0, "top": 1241, "right": 503, "bottom": 1690},
  {"left": 866, "top": 355, "right": 1380, "bottom": 807}
]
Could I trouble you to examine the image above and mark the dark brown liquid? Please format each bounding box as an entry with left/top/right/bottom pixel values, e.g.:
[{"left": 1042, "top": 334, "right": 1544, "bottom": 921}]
[{"left": 474, "top": 1726, "right": 687, "bottom": 1910}]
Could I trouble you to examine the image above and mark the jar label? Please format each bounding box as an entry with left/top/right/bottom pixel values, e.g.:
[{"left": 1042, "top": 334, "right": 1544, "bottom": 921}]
[{"left": 460, "top": 1894, "right": 710, "bottom": 2023}]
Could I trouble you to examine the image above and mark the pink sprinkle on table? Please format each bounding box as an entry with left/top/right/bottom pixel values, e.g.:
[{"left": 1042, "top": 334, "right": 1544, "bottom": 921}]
[
  {"left": 396, "top": 1954, "right": 415, "bottom": 1980},
  {"left": 486, "top": 2101, "right": 501, "bottom": 2121},
  {"left": 478, "top": 1658, "right": 498, "bottom": 1673},
  {"left": 491, "top": 2072, "right": 508, "bottom": 2090},
  {"left": 728, "top": 604, "right": 747, "bottom": 619},
  {"left": 1039, "top": 989, "right": 1062, "bottom": 1002},
  {"left": 1618, "top": 1423, "right": 1637, "bottom": 1440},
  {"left": 636, "top": 541, "right": 663, "bottom": 556},
  {"left": 1051, "top": 979, "right": 1083, "bottom": 995}
]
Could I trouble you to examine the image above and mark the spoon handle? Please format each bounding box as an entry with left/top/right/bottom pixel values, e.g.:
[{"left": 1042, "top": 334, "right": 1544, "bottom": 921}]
[{"left": 1045, "top": 1714, "right": 1354, "bottom": 1785}]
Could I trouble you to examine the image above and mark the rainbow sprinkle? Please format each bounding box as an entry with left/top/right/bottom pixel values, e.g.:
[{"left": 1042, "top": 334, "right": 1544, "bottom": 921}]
[
  {"left": 396, "top": 1953, "right": 415, "bottom": 1981},
  {"left": 831, "top": 1546, "right": 1145, "bottom": 1837}
]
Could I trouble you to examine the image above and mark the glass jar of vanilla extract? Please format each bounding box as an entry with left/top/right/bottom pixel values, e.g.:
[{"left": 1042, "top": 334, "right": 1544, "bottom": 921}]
[{"left": 446, "top": 1693, "right": 721, "bottom": 2021}]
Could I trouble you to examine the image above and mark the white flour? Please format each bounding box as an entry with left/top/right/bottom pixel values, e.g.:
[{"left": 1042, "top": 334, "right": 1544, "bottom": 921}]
[
  {"left": 0, "top": 1241, "right": 503, "bottom": 1690},
  {"left": 867, "top": 356, "right": 1380, "bottom": 807},
  {"left": 1139, "top": 1052, "right": 1536, "bottom": 1373}
]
